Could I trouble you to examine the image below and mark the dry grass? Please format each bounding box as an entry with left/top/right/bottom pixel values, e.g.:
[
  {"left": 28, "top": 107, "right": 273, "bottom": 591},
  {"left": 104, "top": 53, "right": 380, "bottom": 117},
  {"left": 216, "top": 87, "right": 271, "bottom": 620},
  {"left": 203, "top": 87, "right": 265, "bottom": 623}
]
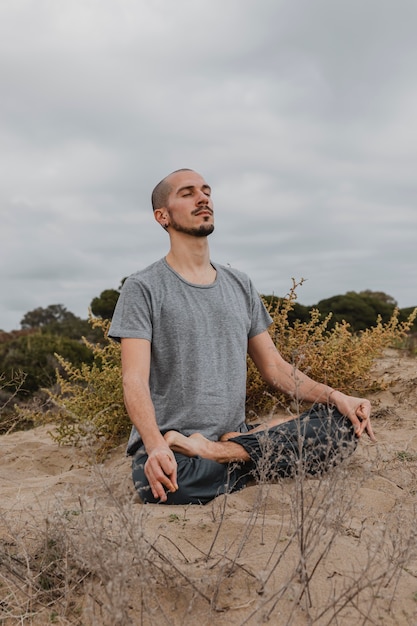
[{"left": 1, "top": 430, "right": 416, "bottom": 625}]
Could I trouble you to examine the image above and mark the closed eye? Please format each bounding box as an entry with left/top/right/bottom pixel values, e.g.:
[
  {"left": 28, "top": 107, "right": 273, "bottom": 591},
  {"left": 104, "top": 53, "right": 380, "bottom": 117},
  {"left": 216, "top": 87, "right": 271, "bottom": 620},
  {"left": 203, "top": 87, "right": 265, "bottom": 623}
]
[{"left": 177, "top": 184, "right": 212, "bottom": 197}]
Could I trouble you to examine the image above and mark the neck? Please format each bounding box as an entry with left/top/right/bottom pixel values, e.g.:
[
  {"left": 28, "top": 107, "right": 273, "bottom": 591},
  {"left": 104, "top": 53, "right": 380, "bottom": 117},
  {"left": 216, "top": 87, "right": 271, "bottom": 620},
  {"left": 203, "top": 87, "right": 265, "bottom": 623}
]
[{"left": 165, "top": 236, "right": 215, "bottom": 284}]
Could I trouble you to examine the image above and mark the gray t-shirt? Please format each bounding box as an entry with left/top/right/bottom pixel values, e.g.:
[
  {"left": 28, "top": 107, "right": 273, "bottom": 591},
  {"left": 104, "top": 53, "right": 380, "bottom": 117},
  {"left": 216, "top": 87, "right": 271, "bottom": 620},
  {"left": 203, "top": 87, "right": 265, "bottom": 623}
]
[{"left": 109, "top": 258, "right": 272, "bottom": 455}]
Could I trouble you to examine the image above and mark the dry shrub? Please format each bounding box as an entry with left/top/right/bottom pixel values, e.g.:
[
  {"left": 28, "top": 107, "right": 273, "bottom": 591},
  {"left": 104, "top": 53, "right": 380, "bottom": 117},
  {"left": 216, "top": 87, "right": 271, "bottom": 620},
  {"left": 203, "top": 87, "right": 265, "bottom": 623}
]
[
  {"left": 26, "top": 317, "right": 127, "bottom": 459},
  {"left": 0, "top": 371, "right": 30, "bottom": 435},
  {"left": 246, "top": 279, "right": 417, "bottom": 418},
  {"left": 0, "top": 510, "right": 86, "bottom": 625}
]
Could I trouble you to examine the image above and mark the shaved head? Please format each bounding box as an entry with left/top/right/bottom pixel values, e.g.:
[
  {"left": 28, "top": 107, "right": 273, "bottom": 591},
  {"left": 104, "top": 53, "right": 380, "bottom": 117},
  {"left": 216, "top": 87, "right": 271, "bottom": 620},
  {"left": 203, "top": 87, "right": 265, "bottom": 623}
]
[{"left": 151, "top": 168, "right": 194, "bottom": 211}]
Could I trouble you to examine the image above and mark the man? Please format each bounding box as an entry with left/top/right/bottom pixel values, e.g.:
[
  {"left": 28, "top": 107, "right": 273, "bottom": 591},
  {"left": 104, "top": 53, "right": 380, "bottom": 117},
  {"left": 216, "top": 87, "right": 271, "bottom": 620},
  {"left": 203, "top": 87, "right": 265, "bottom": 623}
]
[{"left": 109, "top": 169, "right": 375, "bottom": 505}]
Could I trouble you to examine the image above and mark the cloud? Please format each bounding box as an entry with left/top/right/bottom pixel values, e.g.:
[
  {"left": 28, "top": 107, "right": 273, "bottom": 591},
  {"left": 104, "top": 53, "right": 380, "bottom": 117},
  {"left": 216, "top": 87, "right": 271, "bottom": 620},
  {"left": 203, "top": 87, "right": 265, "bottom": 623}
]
[{"left": 0, "top": 0, "right": 416, "bottom": 331}]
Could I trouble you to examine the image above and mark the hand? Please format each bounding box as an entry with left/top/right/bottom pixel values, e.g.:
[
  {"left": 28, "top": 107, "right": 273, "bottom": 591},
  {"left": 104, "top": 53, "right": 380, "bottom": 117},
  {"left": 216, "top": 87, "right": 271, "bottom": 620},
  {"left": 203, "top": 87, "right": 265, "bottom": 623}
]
[
  {"left": 144, "top": 444, "right": 178, "bottom": 502},
  {"left": 332, "top": 391, "right": 376, "bottom": 442}
]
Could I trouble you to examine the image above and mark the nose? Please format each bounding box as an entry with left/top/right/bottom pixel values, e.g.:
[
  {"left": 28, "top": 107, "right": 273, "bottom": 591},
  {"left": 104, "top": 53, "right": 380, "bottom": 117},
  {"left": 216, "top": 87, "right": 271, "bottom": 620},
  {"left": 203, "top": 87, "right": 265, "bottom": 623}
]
[{"left": 196, "top": 189, "right": 210, "bottom": 205}]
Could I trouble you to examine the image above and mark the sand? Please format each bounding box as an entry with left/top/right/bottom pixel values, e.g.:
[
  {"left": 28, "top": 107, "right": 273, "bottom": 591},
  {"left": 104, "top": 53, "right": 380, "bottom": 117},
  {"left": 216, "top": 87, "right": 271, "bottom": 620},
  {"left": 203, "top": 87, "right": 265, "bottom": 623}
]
[{"left": 1, "top": 348, "right": 416, "bottom": 625}]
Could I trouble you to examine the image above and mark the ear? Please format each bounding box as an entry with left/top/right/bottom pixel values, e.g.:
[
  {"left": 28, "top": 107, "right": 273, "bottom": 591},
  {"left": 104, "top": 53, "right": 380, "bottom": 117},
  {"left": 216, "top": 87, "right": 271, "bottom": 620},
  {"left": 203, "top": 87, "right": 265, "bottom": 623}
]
[{"left": 154, "top": 208, "right": 169, "bottom": 230}]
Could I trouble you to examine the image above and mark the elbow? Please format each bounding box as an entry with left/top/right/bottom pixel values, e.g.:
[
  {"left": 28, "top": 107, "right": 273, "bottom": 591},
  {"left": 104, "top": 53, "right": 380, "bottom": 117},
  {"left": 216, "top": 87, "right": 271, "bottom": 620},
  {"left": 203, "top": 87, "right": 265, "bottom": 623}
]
[{"left": 122, "top": 372, "right": 149, "bottom": 397}]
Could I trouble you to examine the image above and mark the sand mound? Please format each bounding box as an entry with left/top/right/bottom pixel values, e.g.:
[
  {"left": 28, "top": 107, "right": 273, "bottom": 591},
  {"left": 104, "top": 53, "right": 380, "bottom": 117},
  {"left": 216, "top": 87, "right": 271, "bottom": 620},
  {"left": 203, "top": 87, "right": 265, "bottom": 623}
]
[{"left": 1, "top": 349, "right": 416, "bottom": 625}]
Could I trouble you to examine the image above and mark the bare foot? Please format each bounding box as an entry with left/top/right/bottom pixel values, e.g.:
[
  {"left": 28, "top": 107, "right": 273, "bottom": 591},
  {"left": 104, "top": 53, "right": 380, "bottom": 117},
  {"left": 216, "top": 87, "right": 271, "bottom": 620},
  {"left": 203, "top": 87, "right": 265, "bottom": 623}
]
[
  {"left": 164, "top": 431, "right": 250, "bottom": 463},
  {"left": 164, "top": 431, "right": 216, "bottom": 458}
]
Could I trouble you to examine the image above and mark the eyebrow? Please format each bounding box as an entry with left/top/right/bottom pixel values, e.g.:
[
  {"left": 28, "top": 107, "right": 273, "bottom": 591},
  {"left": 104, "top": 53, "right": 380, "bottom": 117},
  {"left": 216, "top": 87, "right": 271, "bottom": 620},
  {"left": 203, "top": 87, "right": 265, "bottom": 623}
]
[{"left": 176, "top": 184, "right": 211, "bottom": 195}]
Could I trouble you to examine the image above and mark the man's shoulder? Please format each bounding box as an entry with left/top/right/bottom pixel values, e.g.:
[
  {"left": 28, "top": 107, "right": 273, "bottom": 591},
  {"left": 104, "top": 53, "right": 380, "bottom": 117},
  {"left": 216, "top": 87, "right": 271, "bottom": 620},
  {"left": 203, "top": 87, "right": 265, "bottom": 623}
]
[
  {"left": 118, "top": 260, "right": 169, "bottom": 302},
  {"left": 125, "top": 258, "right": 166, "bottom": 285}
]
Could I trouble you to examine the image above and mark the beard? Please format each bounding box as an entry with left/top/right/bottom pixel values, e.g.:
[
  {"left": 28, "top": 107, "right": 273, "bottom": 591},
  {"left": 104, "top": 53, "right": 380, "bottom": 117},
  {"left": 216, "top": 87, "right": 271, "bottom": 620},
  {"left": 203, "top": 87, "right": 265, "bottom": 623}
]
[{"left": 169, "top": 216, "right": 215, "bottom": 237}]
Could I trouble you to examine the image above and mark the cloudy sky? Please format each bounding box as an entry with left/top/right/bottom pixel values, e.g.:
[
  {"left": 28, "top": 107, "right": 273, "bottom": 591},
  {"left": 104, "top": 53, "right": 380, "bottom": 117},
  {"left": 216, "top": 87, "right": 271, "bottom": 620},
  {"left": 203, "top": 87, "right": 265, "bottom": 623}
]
[{"left": 1, "top": 0, "right": 416, "bottom": 332}]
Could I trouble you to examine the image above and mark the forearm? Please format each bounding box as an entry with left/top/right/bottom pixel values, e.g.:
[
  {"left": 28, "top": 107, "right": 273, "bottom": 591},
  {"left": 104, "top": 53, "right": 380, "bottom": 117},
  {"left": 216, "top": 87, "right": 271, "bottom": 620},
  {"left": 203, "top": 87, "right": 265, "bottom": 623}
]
[
  {"left": 122, "top": 376, "right": 165, "bottom": 452},
  {"left": 120, "top": 338, "right": 178, "bottom": 500},
  {"left": 261, "top": 356, "right": 334, "bottom": 405},
  {"left": 123, "top": 376, "right": 179, "bottom": 499},
  {"left": 280, "top": 366, "right": 335, "bottom": 405},
  {"left": 265, "top": 358, "right": 375, "bottom": 436}
]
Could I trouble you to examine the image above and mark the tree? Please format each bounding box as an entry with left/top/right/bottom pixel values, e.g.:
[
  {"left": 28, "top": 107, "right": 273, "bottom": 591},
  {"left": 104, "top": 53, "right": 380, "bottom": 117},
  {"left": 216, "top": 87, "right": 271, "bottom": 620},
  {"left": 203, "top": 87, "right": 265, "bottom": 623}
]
[
  {"left": 0, "top": 331, "right": 94, "bottom": 395},
  {"left": 90, "top": 289, "right": 120, "bottom": 320},
  {"left": 21, "top": 304, "right": 74, "bottom": 329},
  {"left": 20, "top": 304, "right": 93, "bottom": 340},
  {"left": 316, "top": 291, "right": 395, "bottom": 331},
  {"left": 359, "top": 290, "right": 398, "bottom": 306}
]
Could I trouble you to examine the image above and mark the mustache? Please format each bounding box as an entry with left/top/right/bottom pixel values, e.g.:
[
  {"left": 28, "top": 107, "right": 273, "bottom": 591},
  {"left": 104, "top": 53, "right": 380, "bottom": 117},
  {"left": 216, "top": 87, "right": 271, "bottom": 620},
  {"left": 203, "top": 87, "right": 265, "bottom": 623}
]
[{"left": 192, "top": 207, "right": 213, "bottom": 216}]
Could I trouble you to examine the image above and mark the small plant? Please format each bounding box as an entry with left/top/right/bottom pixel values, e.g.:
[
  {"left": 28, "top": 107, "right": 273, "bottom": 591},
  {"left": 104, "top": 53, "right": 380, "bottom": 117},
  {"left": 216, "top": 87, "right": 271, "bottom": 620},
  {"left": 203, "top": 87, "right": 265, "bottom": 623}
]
[{"left": 397, "top": 450, "right": 417, "bottom": 463}]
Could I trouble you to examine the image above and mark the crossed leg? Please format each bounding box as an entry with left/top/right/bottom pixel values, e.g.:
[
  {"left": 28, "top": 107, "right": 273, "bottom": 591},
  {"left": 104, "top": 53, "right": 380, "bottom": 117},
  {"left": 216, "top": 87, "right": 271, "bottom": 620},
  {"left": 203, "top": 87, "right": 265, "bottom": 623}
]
[
  {"left": 164, "top": 413, "right": 298, "bottom": 462},
  {"left": 165, "top": 405, "right": 357, "bottom": 478},
  {"left": 135, "top": 406, "right": 356, "bottom": 505}
]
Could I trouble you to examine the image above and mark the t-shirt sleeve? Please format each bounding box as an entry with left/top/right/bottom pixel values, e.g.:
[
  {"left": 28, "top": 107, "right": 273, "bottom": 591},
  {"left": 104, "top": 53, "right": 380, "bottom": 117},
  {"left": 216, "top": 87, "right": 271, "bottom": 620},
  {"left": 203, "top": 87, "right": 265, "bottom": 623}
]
[
  {"left": 108, "top": 277, "right": 153, "bottom": 342},
  {"left": 248, "top": 279, "right": 273, "bottom": 339}
]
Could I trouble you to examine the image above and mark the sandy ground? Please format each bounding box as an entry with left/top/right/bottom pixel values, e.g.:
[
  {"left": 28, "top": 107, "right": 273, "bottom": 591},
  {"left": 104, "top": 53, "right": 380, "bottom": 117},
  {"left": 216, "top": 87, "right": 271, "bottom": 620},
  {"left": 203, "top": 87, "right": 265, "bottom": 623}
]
[{"left": 1, "top": 348, "right": 417, "bottom": 625}]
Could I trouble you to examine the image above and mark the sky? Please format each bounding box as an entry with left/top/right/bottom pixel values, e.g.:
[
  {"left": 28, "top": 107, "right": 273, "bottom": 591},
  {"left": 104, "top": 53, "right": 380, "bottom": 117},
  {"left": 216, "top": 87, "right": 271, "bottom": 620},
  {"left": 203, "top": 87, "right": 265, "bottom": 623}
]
[{"left": 1, "top": 0, "right": 416, "bottom": 332}]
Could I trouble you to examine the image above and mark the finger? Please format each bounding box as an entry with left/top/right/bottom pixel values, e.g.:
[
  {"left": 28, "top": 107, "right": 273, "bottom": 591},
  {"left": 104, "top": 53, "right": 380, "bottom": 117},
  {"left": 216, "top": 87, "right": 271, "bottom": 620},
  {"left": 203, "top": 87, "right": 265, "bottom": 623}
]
[
  {"left": 356, "top": 414, "right": 377, "bottom": 442},
  {"left": 168, "top": 457, "right": 178, "bottom": 491},
  {"left": 357, "top": 402, "right": 371, "bottom": 420},
  {"left": 346, "top": 411, "right": 362, "bottom": 437},
  {"left": 148, "top": 453, "right": 178, "bottom": 496},
  {"left": 364, "top": 419, "right": 377, "bottom": 442},
  {"left": 146, "top": 465, "right": 168, "bottom": 502},
  {"left": 159, "top": 454, "right": 178, "bottom": 492},
  {"left": 355, "top": 402, "right": 375, "bottom": 440},
  {"left": 352, "top": 416, "right": 368, "bottom": 438},
  {"left": 146, "top": 458, "right": 175, "bottom": 500}
]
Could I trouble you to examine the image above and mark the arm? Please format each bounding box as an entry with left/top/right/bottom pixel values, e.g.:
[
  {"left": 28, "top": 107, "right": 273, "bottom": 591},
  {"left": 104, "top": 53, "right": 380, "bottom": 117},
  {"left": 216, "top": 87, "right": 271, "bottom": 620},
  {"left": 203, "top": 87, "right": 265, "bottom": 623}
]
[
  {"left": 121, "top": 338, "right": 178, "bottom": 501},
  {"left": 248, "top": 331, "right": 376, "bottom": 441}
]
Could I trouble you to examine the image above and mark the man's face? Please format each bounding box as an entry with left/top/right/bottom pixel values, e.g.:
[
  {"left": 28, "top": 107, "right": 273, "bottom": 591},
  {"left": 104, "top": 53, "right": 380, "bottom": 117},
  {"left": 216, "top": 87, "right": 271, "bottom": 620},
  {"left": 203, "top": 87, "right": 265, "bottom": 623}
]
[{"left": 164, "top": 170, "right": 214, "bottom": 237}]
